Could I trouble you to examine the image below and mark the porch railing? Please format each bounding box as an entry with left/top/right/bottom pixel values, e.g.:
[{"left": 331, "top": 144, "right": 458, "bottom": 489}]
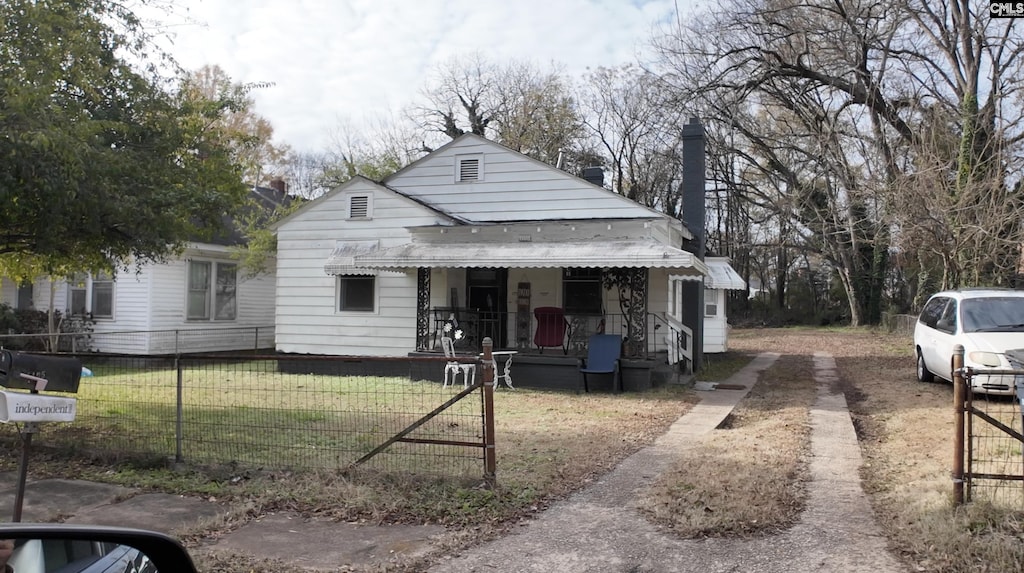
[{"left": 426, "top": 307, "right": 692, "bottom": 365}]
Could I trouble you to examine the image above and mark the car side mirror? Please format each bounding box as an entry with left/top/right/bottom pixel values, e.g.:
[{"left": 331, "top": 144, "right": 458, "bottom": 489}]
[
  {"left": 936, "top": 318, "right": 954, "bottom": 332},
  {"left": 0, "top": 524, "right": 198, "bottom": 573}
]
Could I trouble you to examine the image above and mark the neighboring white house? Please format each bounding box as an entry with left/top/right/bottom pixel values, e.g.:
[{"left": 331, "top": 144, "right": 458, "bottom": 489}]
[
  {"left": 0, "top": 186, "right": 282, "bottom": 354},
  {"left": 699, "top": 257, "right": 747, "bottom": 353},
  {"left": 272, "top": 132, "right": 741, "bottom": 371}
]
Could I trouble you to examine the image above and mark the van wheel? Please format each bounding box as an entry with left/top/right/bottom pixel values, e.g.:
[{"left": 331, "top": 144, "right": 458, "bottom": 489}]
[{"left": 916, "top": 350, "right": 935, "bottom": 382}]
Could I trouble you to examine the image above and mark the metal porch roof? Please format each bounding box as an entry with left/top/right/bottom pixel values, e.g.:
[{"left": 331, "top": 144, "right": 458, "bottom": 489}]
[
  {"left": 705, "top": 259, "right": 747, "bottom": 290},
  {"left": 347, "top": 240, "right": 708, "bottom": 274},
  {"left": 324, "top": 240, "right": 380, "bottom": 275},
  {"left": 675, "top": 258, "right": 746, "bottom": 289}
]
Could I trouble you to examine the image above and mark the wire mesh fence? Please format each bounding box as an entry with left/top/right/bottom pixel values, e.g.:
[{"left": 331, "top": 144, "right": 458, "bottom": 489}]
[
  {"left": 0, "top": 326, "right": 275, "bottom": 355},
  {"left": 3, "top": 352, "right": 491, "bottom": 480},
  {"left": 955, "top": 359, "right": 1024, "bottom": 508},
  {"left": 964, "top": 390, "right": 1024, "bottom": 506}
]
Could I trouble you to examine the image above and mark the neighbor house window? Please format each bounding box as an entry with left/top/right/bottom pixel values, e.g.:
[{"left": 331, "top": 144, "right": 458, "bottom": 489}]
[
  {"left": 704, "top": 288, "right": 718, "bottom": 317},
  {"left": 67, "top": 272, "right": 114, "bottom": 319},
  {"left": 339, "top": 275, "right": 375, "bottom": 312},
  {"left": 563, "top": 268, "right": 603, "bottom": 315},
  {"left": 188, "top": 261, "right": 236, "bottom": 320},
  {"left": 92, "top": 272, "right": 114, "bottom": 318},
  {"left": 456, "top": 154, "right": 484, "bottom": 182},
  {"left": 17, "top": 281, "right": 33, "bottom": 310}
]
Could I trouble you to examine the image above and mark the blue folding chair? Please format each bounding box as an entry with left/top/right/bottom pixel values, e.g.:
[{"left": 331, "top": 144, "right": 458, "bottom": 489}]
[{"left": 578, "top": 334, "right": 622, "bottom": 393}]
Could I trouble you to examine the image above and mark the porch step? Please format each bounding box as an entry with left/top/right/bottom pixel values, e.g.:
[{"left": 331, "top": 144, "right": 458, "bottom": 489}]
[{"left": 650, "top": 357, "right": 693, "bottom": 388}]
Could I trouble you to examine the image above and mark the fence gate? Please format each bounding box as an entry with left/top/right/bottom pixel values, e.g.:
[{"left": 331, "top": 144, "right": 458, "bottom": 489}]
[
  {"left": 952, "top": 346, "right": 1024, "bottom": 506},
  {"left": 350, "top": 357, "right": 496, "bottom": 484}
]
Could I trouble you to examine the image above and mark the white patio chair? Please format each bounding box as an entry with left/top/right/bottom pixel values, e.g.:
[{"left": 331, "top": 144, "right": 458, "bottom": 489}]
[{"left": 441, "top": 336, "right": 476, "bottom": 388}]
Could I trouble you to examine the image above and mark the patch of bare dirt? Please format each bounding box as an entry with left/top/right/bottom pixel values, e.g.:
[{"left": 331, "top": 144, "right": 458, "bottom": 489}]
[{"left": 728, "top": 327, "right": 1024, "bottom": 573}]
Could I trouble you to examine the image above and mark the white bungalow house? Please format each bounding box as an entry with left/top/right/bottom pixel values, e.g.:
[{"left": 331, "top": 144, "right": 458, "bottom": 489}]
[
  {"left": 697, "top": 257, "right": 747, "bottom": 353},
  {"left": 272, "top": 123, "right": 740, "bottom": 387},
  {"left": 0, "top": 186, "right": 282, "bottom": 354}
]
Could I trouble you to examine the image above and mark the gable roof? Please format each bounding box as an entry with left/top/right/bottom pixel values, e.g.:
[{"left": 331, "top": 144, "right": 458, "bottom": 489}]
[
  {"left": 271, "top": 175, "right": 459, "bottom": 230},
  {"left": 202, "top": 184, "right": 292, "bottom": 246},
  {"left": 383, "top": 134, "right": 680, "bottom": 224}
]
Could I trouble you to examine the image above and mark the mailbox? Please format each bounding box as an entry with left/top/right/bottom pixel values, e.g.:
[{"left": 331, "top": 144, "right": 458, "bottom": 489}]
[
  {"left": 0, "top": 350, "right": 84, "bottom": 522},
  {"left": 0, "top": 391, "right": 76, "bottom": 423},
  {"left": 0, "top": 350, "right": 81, "bottom": 423},
  {"left": 0, "top": 351, "right": 82, "bottom": 393}
]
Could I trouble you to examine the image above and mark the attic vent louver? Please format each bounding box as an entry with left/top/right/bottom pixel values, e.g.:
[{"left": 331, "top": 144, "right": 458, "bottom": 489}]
[
  {"left": 350, "top": 195, "right": 369, "bottom": 218},
  {"left": 459, "top": 158, "right": 480, "bottom": 182}
]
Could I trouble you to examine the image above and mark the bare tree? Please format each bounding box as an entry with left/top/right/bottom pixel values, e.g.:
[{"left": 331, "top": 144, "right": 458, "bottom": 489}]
[
  {"left": 579, "top": 65, "right": 688, "bottom": 214},
  {"left": 415, "top": 53, "right": 497, "bottom": 140},
  {"left": 649, "top": 0, "right": 1024, "bottom": 323},
  {"left": 491, "top": 61, "right": 585, "bottom": 167},
  {"left": 414, "top": 54, "right": 586, "bottom": 168}
]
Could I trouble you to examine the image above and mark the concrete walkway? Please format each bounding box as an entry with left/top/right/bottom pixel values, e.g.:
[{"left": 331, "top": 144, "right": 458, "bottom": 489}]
[{"left": 425, "top": 351, "right": 905, "bottom": 573}]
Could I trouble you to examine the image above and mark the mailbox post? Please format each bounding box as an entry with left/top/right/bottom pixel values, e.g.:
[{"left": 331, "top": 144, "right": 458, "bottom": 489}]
[{"left": 0, "top": 351, "right": 82, "bottom": 521}]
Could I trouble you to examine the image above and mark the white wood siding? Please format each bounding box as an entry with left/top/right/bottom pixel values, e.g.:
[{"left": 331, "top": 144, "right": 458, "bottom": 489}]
[
  {"left": 145, "top": 249, "right": 276, "bottom": 354},
  {"left": 0, "top": 277, "right": 67, "bottom": 312},
  {"left": 704, "top": 288, "right": 728, "bottom": 353},
  {"left": 0, "top": 251, "right": 275, "bottom": 355},
  {"left": 387, "top": 136, "right": 662, "bottom": 222},
  {"left": 275, "top": 180, "right": 441, "bottom": 356},
  {"left": 88, "top": 266, "right": 152, "bottom": 354}
]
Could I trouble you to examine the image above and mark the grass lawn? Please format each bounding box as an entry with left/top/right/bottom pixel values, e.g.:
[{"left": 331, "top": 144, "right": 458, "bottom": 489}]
[
  {"left": 1, "top": 365, "right": 701, "bottom": 530},
  {"left": 13, "top": 328, "right": 1019, "bottom": 573}
]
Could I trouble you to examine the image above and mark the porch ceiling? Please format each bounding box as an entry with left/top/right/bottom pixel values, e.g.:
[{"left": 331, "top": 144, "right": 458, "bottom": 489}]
[{"left": 350, "top": 240, "right": 708, "bottom": 274}]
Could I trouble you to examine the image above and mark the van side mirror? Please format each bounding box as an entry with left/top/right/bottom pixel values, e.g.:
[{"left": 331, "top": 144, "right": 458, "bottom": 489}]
[{"left": 0, "top": 524, "right": 198, "bottom": 573}]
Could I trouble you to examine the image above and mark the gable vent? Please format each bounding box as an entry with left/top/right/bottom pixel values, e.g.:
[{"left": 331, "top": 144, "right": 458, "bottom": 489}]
[
  {"left": 350, "top": 195, "right": 369, "bottom": 218},
  {"left": 459, "top": 158, "right": 480, "bottom": 182}
]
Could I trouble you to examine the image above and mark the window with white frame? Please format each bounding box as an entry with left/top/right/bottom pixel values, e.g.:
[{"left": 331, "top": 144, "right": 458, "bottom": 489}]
[
  {"left": 187, "top": 261, "right": 237, "bottom": 321},
  {"left": 338, "top": 275, "right": 375, "bottom": 312},
  {"left": 67, "top": 272, "right": 114, "bottom": 319},
  {"left": 704, "top": 288, "right": 718, "bottom": 317},
  {"left": 456, "top": 154, "right": 484, "bottom": 182}
]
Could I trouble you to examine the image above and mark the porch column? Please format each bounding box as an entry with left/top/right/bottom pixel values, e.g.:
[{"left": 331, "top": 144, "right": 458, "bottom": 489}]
[
  {"left": 416, "top": 267, "right": 430, "bottom": 351},
  {"left": 626, "top": 268, "right": 649, "bottom": 357}
]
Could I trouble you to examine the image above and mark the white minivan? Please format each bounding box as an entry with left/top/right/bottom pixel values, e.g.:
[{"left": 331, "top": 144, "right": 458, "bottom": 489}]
[{"left": 914, "top": 289, "right": 1024, "bottom": 396}]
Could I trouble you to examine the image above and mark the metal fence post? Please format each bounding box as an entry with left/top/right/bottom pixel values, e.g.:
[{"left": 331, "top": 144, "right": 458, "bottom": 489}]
[
  {"left": 953, "top": 344, "right": 965, "bottom": 506},
  {"left": 175, "top": 355, "right": 184, "bottom": 465},
  {"left": 482, "top": 337, "right": 497, "bottom": 486}
]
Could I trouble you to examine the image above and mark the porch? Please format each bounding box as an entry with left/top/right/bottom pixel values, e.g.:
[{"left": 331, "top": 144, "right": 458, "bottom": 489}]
[
  {"left": 410, "top": 309, "right": 694, "bottom": 392},
  {"left": 329, "top": 226, "right": 710, "bottom": 381}
]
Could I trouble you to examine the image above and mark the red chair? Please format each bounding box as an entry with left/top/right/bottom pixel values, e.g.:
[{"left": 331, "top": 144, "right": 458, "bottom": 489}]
[{"left": 534, "top": 307, "right": 569, "bottom": 354}]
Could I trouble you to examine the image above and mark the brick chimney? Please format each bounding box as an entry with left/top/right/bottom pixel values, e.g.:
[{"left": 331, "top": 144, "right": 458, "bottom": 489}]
[
  {"left": 679, "top": 117, "right": 706, "bottom": 372},
  {"left": 680, "top": 117, "right": 706, "bottom": 259},
  {"left": 269, "top": 178, "right": 286, "bottom": 194},
  {"left": 581, "top": 166, "right": 605, "bottom": 187}
]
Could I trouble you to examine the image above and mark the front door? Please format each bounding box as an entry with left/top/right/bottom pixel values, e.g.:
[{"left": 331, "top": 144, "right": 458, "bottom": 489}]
[{"left": 467, "top": 268, "right": 508, "bottom": 348}]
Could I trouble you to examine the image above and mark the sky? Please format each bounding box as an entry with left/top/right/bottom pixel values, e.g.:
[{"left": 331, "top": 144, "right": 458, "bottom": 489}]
[{"left": 143, "top": 0, "right": 704, "bottom": 153}]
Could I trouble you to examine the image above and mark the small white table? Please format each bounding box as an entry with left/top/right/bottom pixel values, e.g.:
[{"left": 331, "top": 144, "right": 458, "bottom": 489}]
[{"left": 480, "top": 350, "right": 518, "bottom": 389}]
